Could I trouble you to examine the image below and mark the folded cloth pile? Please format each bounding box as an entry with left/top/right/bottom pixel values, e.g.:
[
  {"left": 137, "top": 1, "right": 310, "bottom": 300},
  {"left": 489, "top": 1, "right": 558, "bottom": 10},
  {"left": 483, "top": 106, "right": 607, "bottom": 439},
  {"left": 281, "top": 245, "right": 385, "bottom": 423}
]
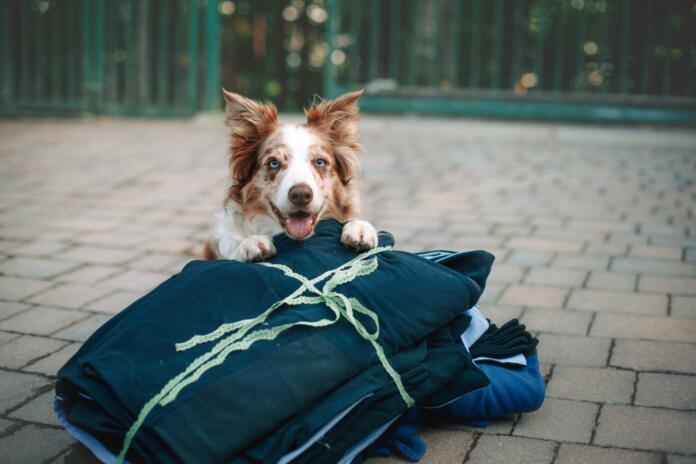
[{"left": 54, "top": 220, "right": 543, "bottom": 464}]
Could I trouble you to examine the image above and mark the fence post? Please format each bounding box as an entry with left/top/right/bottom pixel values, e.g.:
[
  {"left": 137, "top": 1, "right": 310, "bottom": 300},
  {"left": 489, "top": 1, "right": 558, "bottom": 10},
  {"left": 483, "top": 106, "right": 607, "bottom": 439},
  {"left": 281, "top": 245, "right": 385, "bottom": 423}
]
[
  {"left": 204, "top": 0, "right": 221, "bottom": 111},
  {"left": 188, "top": 0, "right": 200, "bottom": 111},
  {"left": 0, "top": 2, "right": 11, "bottom": 105}
]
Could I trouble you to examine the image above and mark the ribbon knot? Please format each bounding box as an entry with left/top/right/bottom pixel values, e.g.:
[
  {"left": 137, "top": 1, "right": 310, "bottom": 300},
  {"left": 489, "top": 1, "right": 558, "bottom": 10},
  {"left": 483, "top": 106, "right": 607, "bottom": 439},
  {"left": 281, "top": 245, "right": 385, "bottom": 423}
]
[{"left": 117, "top": 245, "right": 413, "bottom": 463}]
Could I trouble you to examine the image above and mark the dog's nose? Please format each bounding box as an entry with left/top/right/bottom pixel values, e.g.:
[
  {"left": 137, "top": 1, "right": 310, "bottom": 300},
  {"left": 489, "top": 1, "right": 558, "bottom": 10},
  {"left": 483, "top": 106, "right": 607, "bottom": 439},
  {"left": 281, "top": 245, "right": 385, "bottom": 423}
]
[{"left": 288, "top": 183, "right": 313, "bottom": 207}]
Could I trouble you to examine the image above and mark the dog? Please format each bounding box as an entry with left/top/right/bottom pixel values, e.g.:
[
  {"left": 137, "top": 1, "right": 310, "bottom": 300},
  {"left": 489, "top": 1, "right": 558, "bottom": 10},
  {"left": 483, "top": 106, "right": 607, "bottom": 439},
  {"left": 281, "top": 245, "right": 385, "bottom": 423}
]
[{"left": 204, "top": 89, "right": 378, "bottom": 262}]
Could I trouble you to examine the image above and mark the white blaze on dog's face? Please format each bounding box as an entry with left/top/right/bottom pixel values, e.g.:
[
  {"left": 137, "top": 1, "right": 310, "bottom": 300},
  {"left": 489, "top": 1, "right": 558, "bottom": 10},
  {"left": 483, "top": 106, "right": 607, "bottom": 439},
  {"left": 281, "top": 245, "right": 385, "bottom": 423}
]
[{"left": 223, "top": 89, "right": 364, "bottom": 240}]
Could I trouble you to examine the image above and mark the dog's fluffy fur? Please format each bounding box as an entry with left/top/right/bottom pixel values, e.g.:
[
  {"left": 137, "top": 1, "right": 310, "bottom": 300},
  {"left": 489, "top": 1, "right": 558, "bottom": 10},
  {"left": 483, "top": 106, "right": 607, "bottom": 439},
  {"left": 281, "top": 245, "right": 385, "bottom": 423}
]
[{"left": 206, "top": 89, "right": 377, "bottom": 262}]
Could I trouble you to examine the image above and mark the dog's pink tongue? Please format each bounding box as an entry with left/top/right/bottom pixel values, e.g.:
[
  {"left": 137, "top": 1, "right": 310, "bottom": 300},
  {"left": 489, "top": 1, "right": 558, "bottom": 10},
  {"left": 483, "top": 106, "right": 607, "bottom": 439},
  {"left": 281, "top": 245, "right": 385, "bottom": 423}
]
[{"left": 286, "top": 216, "right": 313, "bottom": 239}]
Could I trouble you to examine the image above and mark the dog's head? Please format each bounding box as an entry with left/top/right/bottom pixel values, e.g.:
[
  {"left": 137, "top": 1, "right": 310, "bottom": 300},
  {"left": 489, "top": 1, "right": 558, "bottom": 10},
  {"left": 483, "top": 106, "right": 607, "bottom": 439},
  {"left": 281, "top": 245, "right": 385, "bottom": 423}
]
[{"left": 223, "top": 89, "right": 364, "bottom": 240}]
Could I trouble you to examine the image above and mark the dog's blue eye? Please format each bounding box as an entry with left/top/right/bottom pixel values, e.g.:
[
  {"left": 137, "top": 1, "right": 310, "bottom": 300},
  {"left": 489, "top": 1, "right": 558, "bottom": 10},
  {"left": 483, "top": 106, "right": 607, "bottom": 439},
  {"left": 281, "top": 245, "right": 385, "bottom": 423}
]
[
  {"left": 315, "top": 159, "right": 326, "bottom": 167},
  {"left": 268, "top": 159, "right": 280, "bottom": 169}
]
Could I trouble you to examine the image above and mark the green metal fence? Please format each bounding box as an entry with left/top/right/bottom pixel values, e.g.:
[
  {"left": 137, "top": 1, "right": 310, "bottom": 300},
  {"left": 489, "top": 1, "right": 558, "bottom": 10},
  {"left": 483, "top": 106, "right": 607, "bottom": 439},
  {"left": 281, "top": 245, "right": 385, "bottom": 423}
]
[
  {"left": 325, "top": 0, "right": 696, "bottom": 123},
  {"left": 2, "top": 0, "right": 695, "bottom": 123},
  {"left": 0, "top": 0, "right": 220, "bottom": 116}
]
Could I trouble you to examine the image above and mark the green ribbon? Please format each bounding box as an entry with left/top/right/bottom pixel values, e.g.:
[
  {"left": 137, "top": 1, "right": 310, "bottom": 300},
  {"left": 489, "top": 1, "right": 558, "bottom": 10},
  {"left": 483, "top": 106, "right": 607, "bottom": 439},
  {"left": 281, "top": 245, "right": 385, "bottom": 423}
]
[{"left": 116, "top": 245, "right": 413, "bottom": 463}]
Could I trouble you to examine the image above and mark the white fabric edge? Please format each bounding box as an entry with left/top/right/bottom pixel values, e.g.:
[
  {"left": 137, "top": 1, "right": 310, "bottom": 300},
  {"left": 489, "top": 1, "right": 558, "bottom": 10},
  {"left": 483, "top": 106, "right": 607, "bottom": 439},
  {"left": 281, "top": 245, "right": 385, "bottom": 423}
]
[
  {"left": 337, "top": 415, "right": 401, "bottom": 464},
  {"left": 474, "top": 353, "right": 527, "bottom": 366},
  {"left": 460, "top": 305, "right": 489, "bottom": 349}
]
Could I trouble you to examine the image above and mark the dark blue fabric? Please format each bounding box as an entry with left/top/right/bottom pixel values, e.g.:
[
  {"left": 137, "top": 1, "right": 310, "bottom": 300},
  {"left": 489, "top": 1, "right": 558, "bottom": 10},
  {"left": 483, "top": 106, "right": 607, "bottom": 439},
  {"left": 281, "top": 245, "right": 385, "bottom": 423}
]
[{"left": 56, "top": 220, "right": 494, "bottom": 463}]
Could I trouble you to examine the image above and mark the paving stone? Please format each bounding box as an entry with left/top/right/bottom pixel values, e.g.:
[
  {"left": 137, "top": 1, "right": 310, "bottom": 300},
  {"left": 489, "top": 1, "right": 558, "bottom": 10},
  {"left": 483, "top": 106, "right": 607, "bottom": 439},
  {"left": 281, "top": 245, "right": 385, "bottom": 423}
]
[
  {"left": 0, "top": 335, "right": 66, "bottom": 369},
  {"left": 84, "top": 290, "right": 142, "bottom": 314},
  {"left": 0, "top": 307, "right": 88, "bottom": 335},
  {"left": 0, "top": 370, "right": 49, "bottom": 413},
  {"left": 0, "top": 301, "right": 31, "bottom": 321},
  {"left": 668, "top": 456, "right": 696, "bottom": 464},
  {"left": 0, "top": 277, "right": 55, "bottom": 301},
  {"left": 27, "top": 284, "right": 112, "bottom": 309},
  {"left": 594, "top": 405, "right": 696, "bottom": 454},
  {"left": 50, "top": 444, "right": 101, "bottom": 464},
  {"left": 639, "top": 275, "right": 696, "bottom": 296},
  {"left": 586, "top": 271, "right": 636, "bottom": 291},
  {"left": 0, "top": 418, "right": 16, "bottom": 434},
  {"left": 672, "top": 296, "right": 696, "bottom": 319},
  {"left": 513, "top": 397, "right": 598, "bottom": 443},
  {"left": 8, "top": 391, "right": 61, "bottom": 426},
  {"left": 631, "top": 245, "right": 683, "bottom": 261},
  {"left": 479, "top": 305, "right": 523, "bottom": 325},
  {"left": 57, "top": 265, "right": 120, "bottom": 285},
  {"left": 24, "top": 342, "right": 81, "bottom": 376},
  {"left": 0, "top": 258, "right": 81, "bottom": 279},
  {"left": 611, "top": 340, "right": 696, "bottom": 374},
  {"left": 585, "top": 242, "right": 628, "bottom": 257},
  {"left": 410, "top": 428, "right": 474, "bottom": 462},
  {"left": 507, "top": 237, "right": 584, "bottom": 253},
  {"left": 524, "top": 268, "right": 586, "bottom": 287},
  {"left": 52, "top": 314, "right": 112, "bottom": 342},
  {"left": 555, "top": 444, "right": 661, "bottom": 464},
  {"left": 547, "top": 366, "right": 635, "bottom": 404},
  {"left": 9, "top": 240, "right": 70, "bottom": 257},
  {"left": 0, "top": 330, "right": 20, "bottom": 345},
  {"left": 612, "top": 257, "right": 696, "bottom": 277},
  {"left": 488, "top": 264, "right": 526, "bottom": 284},
  {"left": 54, "top": 246, "right": 138, "bottom": 265},
  {"left": 537, "top": 333, "right": 611, "bottom": 367},
  {"left": 592, "top": 313, "right": 696, "bottom": 343},
  {"left": 635, "top": 373, "right": 696, "bottom": 410},
  {"left": 478, "top": 282, "right": 505, "bottom": 305},
  {"left": 498, "top": 284, "right": 568, "bottom": 309},
  {"left": 0, "top": 425, "right": 74, "bottom": 464},
  {"left": 567, "top": 289, "right": 667, "bottom": 316},
  {"left": 98, "top": 270, "right": 169, "bottom": 292},
  {"left": 521, "top": 308, "right": 592, "bottom": 335},
  {"left": 552, "top": 254, "right": 609, "bottom": 271},
  {"left": 127, "top": 252, "right": 184, "bottom": 271},
  {"left": 466, "top": 435, "right": 555, "bottom": 464},
  {"left": 506, "top": 250, "right": 554, "bottom": 266}
]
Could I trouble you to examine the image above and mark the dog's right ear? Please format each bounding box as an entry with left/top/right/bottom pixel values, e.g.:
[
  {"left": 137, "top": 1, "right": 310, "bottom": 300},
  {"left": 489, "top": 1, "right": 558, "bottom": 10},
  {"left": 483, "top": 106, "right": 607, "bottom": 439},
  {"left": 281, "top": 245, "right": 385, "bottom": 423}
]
[{"left": 223, "top": 89, "right": 278, "bottom": 203}]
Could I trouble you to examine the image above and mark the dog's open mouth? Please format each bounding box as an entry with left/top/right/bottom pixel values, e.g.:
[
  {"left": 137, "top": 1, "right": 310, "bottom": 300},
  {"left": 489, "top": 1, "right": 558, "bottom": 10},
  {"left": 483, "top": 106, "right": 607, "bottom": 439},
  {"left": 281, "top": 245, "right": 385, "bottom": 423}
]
[{"left": 270, "top": 203, "right": 319, "bottom": 240}]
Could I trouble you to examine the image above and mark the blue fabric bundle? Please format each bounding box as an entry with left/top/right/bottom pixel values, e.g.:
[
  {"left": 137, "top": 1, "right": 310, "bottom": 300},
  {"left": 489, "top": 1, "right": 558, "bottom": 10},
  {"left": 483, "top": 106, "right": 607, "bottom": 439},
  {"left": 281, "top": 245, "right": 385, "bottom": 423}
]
[{"left": 55, "top": 220, "right": 500, "bottom": 463}]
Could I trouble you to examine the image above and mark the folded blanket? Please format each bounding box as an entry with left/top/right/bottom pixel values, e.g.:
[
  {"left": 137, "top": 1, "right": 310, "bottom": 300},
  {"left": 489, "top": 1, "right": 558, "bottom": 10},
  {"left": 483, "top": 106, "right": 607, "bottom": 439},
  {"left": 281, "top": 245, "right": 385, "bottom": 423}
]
[{"left": 55, "top": 220, "right": 494, "bottom": 463}]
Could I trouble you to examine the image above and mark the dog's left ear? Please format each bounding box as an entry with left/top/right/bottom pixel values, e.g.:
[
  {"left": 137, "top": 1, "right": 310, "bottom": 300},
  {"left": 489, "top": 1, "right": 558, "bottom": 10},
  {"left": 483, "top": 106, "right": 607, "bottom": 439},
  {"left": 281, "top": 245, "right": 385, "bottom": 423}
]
[{"left": 305, "top": 89, "right": 364, "bottom": 185}]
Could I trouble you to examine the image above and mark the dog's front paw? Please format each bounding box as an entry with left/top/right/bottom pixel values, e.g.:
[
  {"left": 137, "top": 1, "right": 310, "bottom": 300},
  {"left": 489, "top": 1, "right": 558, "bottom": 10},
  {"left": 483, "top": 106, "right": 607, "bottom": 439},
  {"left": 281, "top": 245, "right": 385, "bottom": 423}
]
[
  {"left": 232, "top": 235, "right": 276, "bottom": 262},
  {"left": 341, "top": 220, "right": 378, "bottom": 251}
]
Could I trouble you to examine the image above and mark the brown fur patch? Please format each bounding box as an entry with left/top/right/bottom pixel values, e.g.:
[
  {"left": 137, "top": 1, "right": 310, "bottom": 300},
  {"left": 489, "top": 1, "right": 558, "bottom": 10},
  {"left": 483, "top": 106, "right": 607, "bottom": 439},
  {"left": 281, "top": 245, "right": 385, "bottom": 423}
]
[
  {"left": 304, "top": 90, "right": 364, "bottom": 186},
  {"left": 223, "top": 89, "right": 279, "bottom": 206}
]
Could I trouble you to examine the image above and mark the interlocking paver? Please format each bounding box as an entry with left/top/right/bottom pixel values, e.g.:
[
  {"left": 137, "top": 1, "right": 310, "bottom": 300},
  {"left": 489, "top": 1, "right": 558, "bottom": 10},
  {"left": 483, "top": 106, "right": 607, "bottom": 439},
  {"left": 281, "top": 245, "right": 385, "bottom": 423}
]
[
  {"left": 611, "top": 340, "right": 696, "bottom": 374},
  {"left": 498, "top": 284, "right": 568, "bottom": 309},
  {"left": 0, "top": 335, "right": 66, "bottom": 369},
  {"left": 0, "top": 307, "right": 88, "bottom": 336},
  {"left": 8, "top": 391, "right": 61, "bottom": 426},
  {"left": 635, "top": 373, "right": 696, "bottom": 410},
  {"left": 0, "top": 425, "right": 74, "bottom": 464},
  {"left": 0, "top": 370, "right": 49, "bottom": 413},
  {"left": 3, "top": 118, "right": 696, "bottom": 462},
  {"left": 0, "top": 258, "right": 81, "bottom": 280},
  {"left": 513, "top": 397, "right": 598, "bottom": 443},
  {"left": 594, "top": 405, "right": 696, "bottom": 454},
  {"left": 537, "top": 333, "right": 611, "bottom": 367},
  {"left": 466, "top": 435, "right": 555, "bottom": 464},
  {"left": 555, "top": 444, "right": 661, "bottom": 464},
  {"left": 567, "top": 289, "right": 667, "bottom": 316},
  {"left": 546, "top": 366, "right": 635, "bottom": 404},
  {"left": 592, "top": 313, "right": 696, "bottom": 343},
  {"left": 521, "top": 308, "right": 592, "bottom": 335}
]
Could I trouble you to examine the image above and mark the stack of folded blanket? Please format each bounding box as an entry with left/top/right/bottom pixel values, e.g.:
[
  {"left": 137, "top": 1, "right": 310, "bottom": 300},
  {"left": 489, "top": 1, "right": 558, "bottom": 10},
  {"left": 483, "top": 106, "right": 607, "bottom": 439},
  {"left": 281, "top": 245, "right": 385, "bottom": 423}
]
[{"left": 54, "top": 220, "right": 544, "bottom": 463}]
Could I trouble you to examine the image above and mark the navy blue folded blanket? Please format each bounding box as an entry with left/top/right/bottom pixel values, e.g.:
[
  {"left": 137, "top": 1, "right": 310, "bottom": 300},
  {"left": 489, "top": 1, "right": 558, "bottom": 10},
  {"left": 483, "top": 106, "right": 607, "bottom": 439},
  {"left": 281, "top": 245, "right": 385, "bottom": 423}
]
[{"left": 55, "top": 219, "right": 495, "bottom": 463}]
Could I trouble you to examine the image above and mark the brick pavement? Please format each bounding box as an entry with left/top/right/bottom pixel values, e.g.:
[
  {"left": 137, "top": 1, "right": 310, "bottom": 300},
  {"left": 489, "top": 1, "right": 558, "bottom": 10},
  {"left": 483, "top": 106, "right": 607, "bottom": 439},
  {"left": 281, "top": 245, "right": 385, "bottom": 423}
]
[{"left": 0, "top": 116, "right": 695, "bottom": 463}]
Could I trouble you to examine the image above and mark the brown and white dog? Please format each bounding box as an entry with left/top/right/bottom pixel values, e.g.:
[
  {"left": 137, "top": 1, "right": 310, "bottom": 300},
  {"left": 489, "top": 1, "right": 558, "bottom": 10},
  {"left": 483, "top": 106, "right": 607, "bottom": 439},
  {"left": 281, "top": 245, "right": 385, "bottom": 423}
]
[{"left": 205, "top": 89, "right": 378, "bottom": 262}]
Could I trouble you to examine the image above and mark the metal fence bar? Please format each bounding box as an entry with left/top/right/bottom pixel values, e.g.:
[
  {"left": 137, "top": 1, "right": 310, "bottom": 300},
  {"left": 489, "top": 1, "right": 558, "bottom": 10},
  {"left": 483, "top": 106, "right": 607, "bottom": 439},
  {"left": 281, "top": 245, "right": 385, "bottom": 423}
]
[
  {"left": 468, "top": 0, "right": 482, "bottom": 88},
  {"left": 367, "top": 0, "right": 380, "bottom": 82},
  {"left": 204, "top": 0, "right": 220, "bottom": 110},
  {"left": 618, "top": 0, "right": 630, "bottom": 94},
  {"left": 553, "top": 0, "right": 567, "bottom": 91},
  {"left": 187, "top": 0, "right": 200, "bottom": 109},
  {"left": 640, "top": 0, "right": 652, "bottom": 94},
  {"left": 491, "top": 0, "right": 504, "bottom": 89},
  {"left": 575, "top": 3, "right": 586, "bottom": 91},
  {"left": 407, "top": 0, "right": 418, "bottom": 85},
  {"left": 511, "top": 0, "right": 524, "bottom": 89},
  {"left": 36, "top": 4, "right": 44, "bottom": 99},
  {"left": 158, "top": 0, "right": 170, "bottom": 105},
  {"left": 687, "top": 2, "right": 694, "bottom": 96},
  {"left": 0, "top": 3, "right": 11, "bottom": 103},
  {"left": 449, "top": 0, "right": 462, "bottom": 87},
  {"left": 388, "top": 0, "right": 400, "bottom": 81},
  {"left": 661, "top": 0, "right": 673, "bottom": 96}
]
